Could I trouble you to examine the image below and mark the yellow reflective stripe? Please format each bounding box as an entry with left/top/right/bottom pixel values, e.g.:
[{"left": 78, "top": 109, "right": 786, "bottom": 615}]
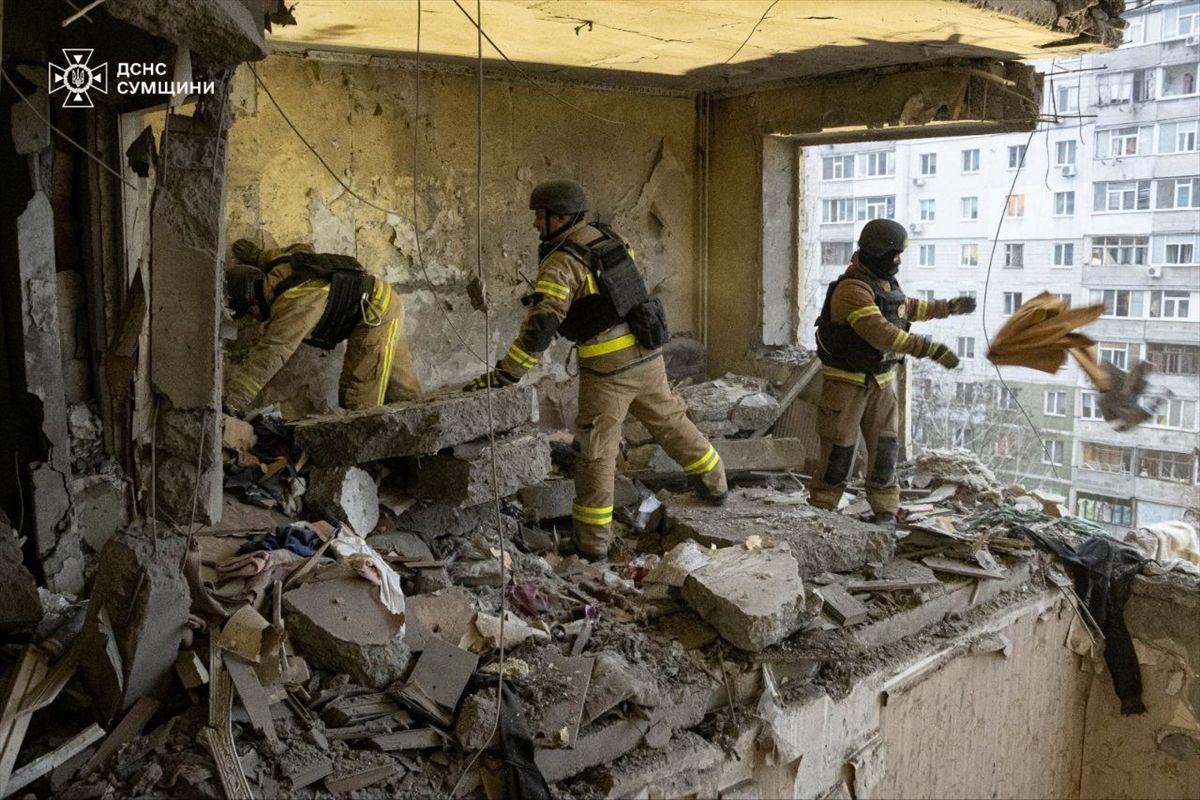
[
  {"left": 684, "top": 445, "right": 719, "bottom": 475},
  {"left": 232, "top": 370, "right": 262, "bottom": 398},
  {"left": 373, "top": 280, "right": 392, "bottom": 315},
  {"left": 377, "top": 318, "right": 399, "bottom": 406},
  {"left": 846, "top": 305, "right": 882, "bottom": 325},
  {"left": 916, "top": 298, "right": 929, "bottom": 321},
  {"left": 875, "top": 367, "right": 897, "bottom": 386},
  {"left": 585, "top": 273, "right": 597, "bottom": 295},
  {"left": 535, "top": 280, "right": 570, "bottom": 300},
  {"left": 572, "top": 502, "right": 613, "bottom": 524},
  {"left": 821, "top": 366, "right": 868, "bottom": 386},
  {"left": 281, "top": 280, "right": 330, "bottom": 298},
  {"left": 506, "top": 343, "right": 538, "bottom": 368},
  {"left": 892, "top": 330, "right": 910, "bottom": 350},
  {"left": 577, "top": 332, "right": 637, "bottom": 359}
]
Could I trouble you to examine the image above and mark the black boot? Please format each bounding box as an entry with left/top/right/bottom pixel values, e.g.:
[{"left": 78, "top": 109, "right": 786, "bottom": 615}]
[
  {"left": 691, "top": 477, "right": 728, "bottom": 506},
  {"left": 872, "top": 512, "right": 897, "bottom": 533}
]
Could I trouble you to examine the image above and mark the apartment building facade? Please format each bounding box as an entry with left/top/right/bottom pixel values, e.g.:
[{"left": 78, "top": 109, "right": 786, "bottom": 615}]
[{"left": 800, "top": 0, "right": 1200, "bottom": 531}]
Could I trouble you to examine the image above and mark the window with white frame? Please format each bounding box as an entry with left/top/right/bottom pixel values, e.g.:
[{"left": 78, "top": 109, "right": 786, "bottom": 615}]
[
  {"left": 961, "top": 196, "right": 979, "bottom": 220},
  {"left": 1146, "top": 343, "right": 1200, "bottom": 376},
  {"left": 859, "top": 150, "right": 896, "bottom": 177},
  {"left": 822, "top": 198, "right": 855, "bottom": 223},
  {"left": 1081, "top": 442, "right": 1133, "bottom": 473},
  {"left": 821, "top": 241, "right": 854, "bottom": 265},
  {"left": 1054, "top": 191, "right": 1075, "bottom": 216},
  {"left": 1097, "top": 126, "right": 1142, "bottom": 157},
  {"left": 1149, "top": 290, "right": 1193, "bottom": 319},
  {"left": 1160, "top": 120, "right": 1199, "bottom": 154},
  {"left": 1123, "top": 15, "right": 1145, "bottom": 45},
  {"left": 1091, "top": 236, "right": 1148, "bottom": 266},
  {"left": 956, "top": 336, "right": 975, "bottom": 359},
  {"left": 1150, "top": 396, "right": 1198, "bottom": 430},
  {"left": 1007, "top": 145, "right": 1027, "bottom": 169},
  {"left": 1099, "top": 342, "right": 1130, "bottom": 370},
  {"left": 1055, "top": 84, "right": 1079, "bottom": 113},
  {"left": 855, "top": 196, "right": 895, "bottom": 220},
  {"left": 955, "top": 382, "right": 977, "bottom": 404},
  {"left": 1162, "top": 63, "right": 1198, "bottom": 98},
  {"left": 919, "top": 199, "right": 936, "bottom": 221},
  {"left": 918, "top": 244, "right": 936, "bottom": 267},
  {"left": 1139, "top": 449, "right": 1196, "bottom": 484},
  {"left": 1165, "top": 4, "right": 1200, "bottom": 39},
  {"left": 1164, "top": 237, "right": 1197, "bottom": 265},
  {"left": 919, "top": 153, "right": 937, "bottom": 176},
  {"left": 1156, "top": 177, "right": 1200, "bottom": 209},
  {"left": 1080, "top": 391, "right": 1101, "bottom": 419},
  {"left": 1006, "top": 194, "right": 1025, "bottom": 217},
  {"left": 1055, "top": 140, "right": 1077, "bottom": 167},
  {"left": 1053, "top": 242, "right": 1075, "bottom": 267},
  {"left": 960, "top": 243, "right": 979, "bottom": 267},
  {"left": 1076, "top": 493, "right": 1133, "bottom": 526},
  {"left": 1042, "top": 439, "right": 1064, "bottom": 466},
  {"left": 1004, "top": 243, "right": 1024, "bottom": 268},
  {"left": 1044, "top": 390, "right": 1067, "bottom": 417},
  {"left": 998, "top": 387, "right": 1019, "bottom": 410},
  {"left": 1003, "top": 292, "right": 1023, "bottom": 314},
  {"left": 1091, "top": 289, "right": 1144, "bottom": 317},
  {"left": 821, "top": 154, "right": 855, "bottom": 180},
  {"left": 962, "top": 148, "right": 980, "bottom": 173},
  {"left": 1098, "top": 69, "right": 1155, "bottom": 104},
  {"left": 1094, "top": 180, "right": 1151, "bottom": 212}
]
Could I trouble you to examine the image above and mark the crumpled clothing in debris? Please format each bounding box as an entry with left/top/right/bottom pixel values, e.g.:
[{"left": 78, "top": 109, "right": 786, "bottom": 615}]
[
  {"left": 1023, "top": 526, "right": 1147, "bottom": 715},
  {"left": 223, "top": 409, "right": 306, "bottom": 510},
  {"left": 237, "top": 524, "right": 321, "bottom": 558}
]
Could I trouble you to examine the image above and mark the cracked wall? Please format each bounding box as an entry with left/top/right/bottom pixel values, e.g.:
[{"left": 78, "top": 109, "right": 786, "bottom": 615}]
[{"left": 224, "top": 55, "right": 699, "bottom": 418}]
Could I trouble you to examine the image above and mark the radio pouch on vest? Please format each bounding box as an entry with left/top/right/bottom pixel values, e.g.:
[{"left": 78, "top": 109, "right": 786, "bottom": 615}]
[{"left": 626, "top": 297, "right": 669, "bottom": 350}]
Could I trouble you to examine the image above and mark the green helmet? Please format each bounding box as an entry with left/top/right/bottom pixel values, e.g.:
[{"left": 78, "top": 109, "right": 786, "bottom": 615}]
[
  {"left": 857, "top": 218, "right": 908, "bottom": 257},
  {"left": 225, "top": 264, "right": 266, "bottom": 320},
  {"left": 529, "top": 180, "right": 588, "bottom": 215}
]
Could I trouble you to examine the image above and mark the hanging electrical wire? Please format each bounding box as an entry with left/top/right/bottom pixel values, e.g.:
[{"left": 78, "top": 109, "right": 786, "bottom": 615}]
[{"left": 723, "top": 0, "right": 780, "bottom": 64}]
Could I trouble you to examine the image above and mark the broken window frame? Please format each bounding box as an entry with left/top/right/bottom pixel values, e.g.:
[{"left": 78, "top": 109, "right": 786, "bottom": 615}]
[
  {"left": 1137, "top": 448, "right": 1197, "bottom": 484},
  {"left": 1145, "top": 342, "right": 1200, "bottom": 376},
  {"left": 1081, "top": 442, "right": 1134, "bottom": 474}
]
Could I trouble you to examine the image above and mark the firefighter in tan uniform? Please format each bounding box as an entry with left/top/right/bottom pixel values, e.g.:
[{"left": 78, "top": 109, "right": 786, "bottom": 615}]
[
  {"left": 465, "top": 180, "right": 727, "bottom": 559},
  {"left": 811, "top": 219, "right": 975, "bottom": 528},
  {"left": 222, "top": 240, "right": 423, "bottom": 415}
]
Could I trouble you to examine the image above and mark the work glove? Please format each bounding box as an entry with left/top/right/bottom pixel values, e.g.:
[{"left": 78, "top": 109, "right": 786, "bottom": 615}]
[
  {"left": 947, "top": 295, "right": 977, "bottom": 315},
  {"left": 232, "top": 238, "right": 262, "bottom": 267},
  {"left": 925, "top": 341, "right": 960, "bottom": 370},
  {"left": 463, "top": 363, "right": 519, "bottom": 392}
]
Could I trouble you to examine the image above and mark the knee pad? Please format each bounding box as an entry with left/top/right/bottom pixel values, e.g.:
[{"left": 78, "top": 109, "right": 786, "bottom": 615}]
[
  {"left": 823, "top": 444, "right": 855, "bottom": 486},
  {"left": 872, "top": 436, "right": 898, "bottom": 485}
]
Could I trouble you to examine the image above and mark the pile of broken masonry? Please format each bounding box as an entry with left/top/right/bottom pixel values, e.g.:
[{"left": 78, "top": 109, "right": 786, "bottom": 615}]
[{"left": 3, "top": 377, "right": 1196, "bottom": 800}]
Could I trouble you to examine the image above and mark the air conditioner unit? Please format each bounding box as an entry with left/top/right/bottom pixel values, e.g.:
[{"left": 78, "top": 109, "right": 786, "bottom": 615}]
[
  {"left": 1061, "top": 165, "right": 1076, "bottom": 177},
  {"left": 1147, "top": 265, "right": 1163, "bottom": 278},
  {"left": 909, "top": 223, "right": 923, "bottom": 234},
  {"left": 912, "top": 177, "right": 925, "bottom": 186},
  {"left": 1186, "top": 35, "right": 1200, "bottom": 46}
]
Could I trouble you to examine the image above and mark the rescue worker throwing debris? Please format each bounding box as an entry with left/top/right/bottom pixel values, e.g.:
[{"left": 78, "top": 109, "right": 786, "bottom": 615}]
[
  {"left": 223, "top": 240, "right": 423, "bottom": 415},
  {"left": 810, "top": 218, "right": 975, "bottom": 528},
  {"left": 465, "top": 180, "right": 727, "bottom": 559}
]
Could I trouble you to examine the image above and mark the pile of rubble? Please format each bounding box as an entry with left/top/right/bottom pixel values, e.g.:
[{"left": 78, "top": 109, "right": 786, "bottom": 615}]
[{"left": 3, "top": 387, "right": 1197, "bottom": 799}]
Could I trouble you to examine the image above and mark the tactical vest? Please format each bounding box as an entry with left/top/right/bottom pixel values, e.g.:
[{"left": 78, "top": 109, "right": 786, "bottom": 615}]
[
  {"left": 273, "top": 251, "right": 374, "bottom": 351},
  {"left": 815, "top": 273, "right": 909, "bottom": 374},
  {"left": 554, "top": 222, "right": 658, "bottom": 345}
]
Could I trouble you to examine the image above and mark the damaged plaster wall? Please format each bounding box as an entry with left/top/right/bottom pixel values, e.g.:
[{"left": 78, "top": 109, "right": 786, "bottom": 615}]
[{"left": 224, "top": 55, "right": 699, "bottom": 417}]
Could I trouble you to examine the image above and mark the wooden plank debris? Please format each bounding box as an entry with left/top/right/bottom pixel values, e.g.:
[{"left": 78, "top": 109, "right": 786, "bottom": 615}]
[
  {"left": 3, "top": 723, "right": 104, "bottom": 798},
  {"left": 0, "top": 648, "right": 50, "bottom": 797},
  {"left": 395, "top": 638, "right": 478, "bottom": 727},
  {"left": 175, "top": 651, "right": 210, "bottom": 689},
  {"left": 844, "top": 577, "right": 940, "bottom": 593},
  {"left": 80, "top": 695, "right": 159, "bottom": 776},
  {"left": 324, "top": 764, "right": 400, "bottom": 794},
  {"left": 15, "top": 651, "right": 78, "bottom": 717},
  {"left": 817, "top": 584, "right": 869, "bottom": 626},
  {"left": 366, "top": 728, "right": 442, "bottom": 752},
  {"left": 203, "top": 648, "right": 253, "bottom": 800},
  {"left": 225, "top": 654, "right": 281, "bottom": 747},
  {"left": 322, "top": 693, "right": 405, "bottom": 727},
  {"left": 922, "top": 556, "right": 1007, "bottom": 580}
]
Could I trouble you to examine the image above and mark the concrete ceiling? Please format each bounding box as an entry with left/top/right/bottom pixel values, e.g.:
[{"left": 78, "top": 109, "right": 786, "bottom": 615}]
[{"left": 267, "top": 0, "right": 1120, "bottom": 91}]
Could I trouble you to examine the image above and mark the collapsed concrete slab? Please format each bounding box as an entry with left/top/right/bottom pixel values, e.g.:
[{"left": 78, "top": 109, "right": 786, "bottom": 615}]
[
  {"left": 682, "top": 545, "right": 805, "bottom": 652},
  {"left": 0, "top": 520, "right": 43, "bottom": 632},
  {"left": 77, "top": 531, "right": 190, "bottom": 722},
  {"left": 625, "top": 437, "right": 805, "bottom": 477},
  {"left": 283, "top": 566, "right": 411, "bottom": 689},
  {"left": 305, "top": 466, "right": 379, "bottom": 537},
  {"left": 517, "top": 476, "right": 639, "bottom": 521},
  {"left": 292, "top": 386, "right": 538, "bottom": 466},
  {"left": 407, "top": 433, "right": 551, "bottom": 508},
  {"left": 663, "top": 491, "right": 893, "bottom": 577},
  {"left": 678, "top": 376, "right": 780, "bottom": 433}
]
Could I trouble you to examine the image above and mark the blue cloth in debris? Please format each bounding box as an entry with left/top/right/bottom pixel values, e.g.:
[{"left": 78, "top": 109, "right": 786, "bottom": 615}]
[{"left": 238, "top": 525, "right": 321, "bottom": 558}]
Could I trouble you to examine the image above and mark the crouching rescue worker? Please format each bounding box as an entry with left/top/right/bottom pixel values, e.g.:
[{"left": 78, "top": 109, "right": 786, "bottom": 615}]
[
  {"left": 223, "top": 239, "right": 422, "bottom": 415},
  {"left": 811, "top": 218, "right": 975, "bottom": 528},
  {"left": 464, "top": 180, "right": 727, "bottom": 560}
]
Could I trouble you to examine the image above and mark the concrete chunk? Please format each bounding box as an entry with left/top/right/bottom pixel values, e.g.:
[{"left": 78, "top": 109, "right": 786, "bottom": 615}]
[
  {"left": 518, "top": 476, "right": 639, "bottom": 521},
  {"left": 682, "top": 545, "right": 805, "bottom": 652},
  {"left": 292, "top": 385, "right": 538, "bottom": 466},
  {"left": 663, "top": 490, "right": 892, "bottom": 578},
  {"left": 283, "top": 567, "right": 412, "bottom": 689},
  {"left": 305, "top": 466, "right": 379, "bottom": 537},
  {"left": 408, "top": 433, "right": 551, "bottom": 508},
  {"left": 0, "top": 522, "right": 43, "bottom": 632}
]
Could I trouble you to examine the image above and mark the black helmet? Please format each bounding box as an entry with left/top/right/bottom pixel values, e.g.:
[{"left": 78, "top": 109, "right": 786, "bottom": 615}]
[
  {"left": 225, "top": 264, "right": 266, "bottom": 320},
  {"left": 857, "top": 218, "right": 908, "bottom": 257},
  {"left": 529, "top": 180, "right": 588, "bottom": 215}
]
